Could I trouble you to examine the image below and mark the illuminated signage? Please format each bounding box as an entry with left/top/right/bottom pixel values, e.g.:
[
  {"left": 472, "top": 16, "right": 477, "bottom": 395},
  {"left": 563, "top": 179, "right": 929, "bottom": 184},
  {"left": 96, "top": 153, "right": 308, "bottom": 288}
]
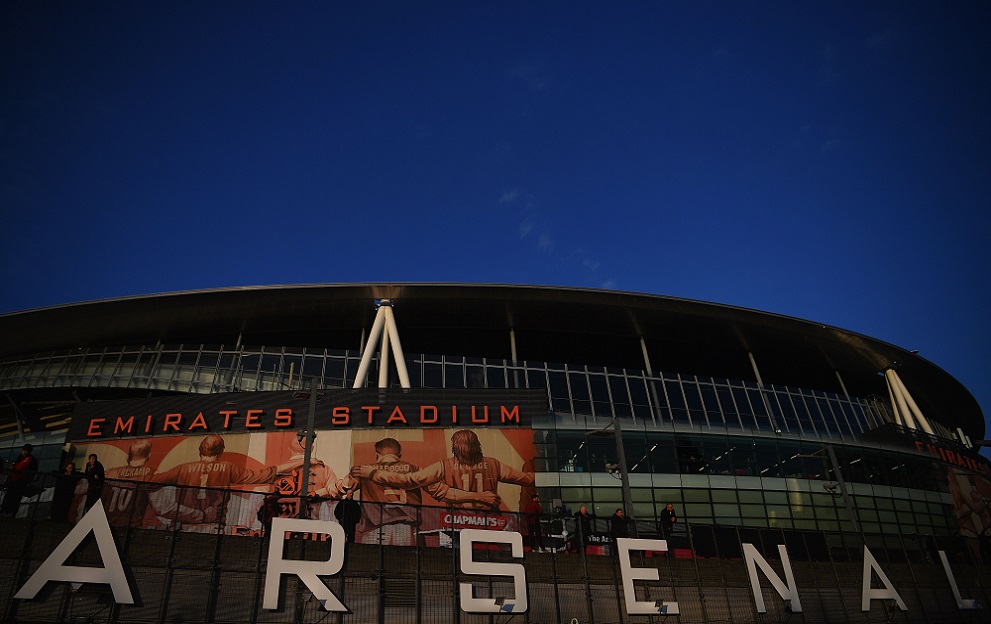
[
  {"left": 69, "top": 389, "right": 547, "bottom": 440},
  {"left": 914, "top": 440, "right": 989, "bottom": 476}
]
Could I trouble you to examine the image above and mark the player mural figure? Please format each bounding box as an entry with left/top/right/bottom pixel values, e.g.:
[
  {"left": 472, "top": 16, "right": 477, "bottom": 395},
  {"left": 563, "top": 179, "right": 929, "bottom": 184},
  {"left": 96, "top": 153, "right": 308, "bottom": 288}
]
[
  {"left": 102, "top": 440, "right": 157, "bottom": 528},
  {"left": 338, "top": 437, "right": 499, "bottom": 545},
  {"left": 350, "top": 429, "right": 534, "bottom": 511},
  {"left": 150, "top": 434, "right": 322, "bottom": 532},
  {"left": 273, "top": 435, "right": 341, "bottom": 521}
]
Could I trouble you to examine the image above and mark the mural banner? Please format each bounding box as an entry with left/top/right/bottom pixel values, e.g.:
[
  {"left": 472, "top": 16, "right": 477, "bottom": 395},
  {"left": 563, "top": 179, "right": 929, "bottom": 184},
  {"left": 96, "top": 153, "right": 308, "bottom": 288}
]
[{"left": 66, "top": 425, "right": 535, "bottom": 540}]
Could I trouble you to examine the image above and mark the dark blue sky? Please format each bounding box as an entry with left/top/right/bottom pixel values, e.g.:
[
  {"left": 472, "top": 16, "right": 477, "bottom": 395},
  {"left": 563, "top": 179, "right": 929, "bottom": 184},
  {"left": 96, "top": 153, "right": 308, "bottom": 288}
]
[{"left": 2, "top": 3, "right": 989, "bottom": 452}]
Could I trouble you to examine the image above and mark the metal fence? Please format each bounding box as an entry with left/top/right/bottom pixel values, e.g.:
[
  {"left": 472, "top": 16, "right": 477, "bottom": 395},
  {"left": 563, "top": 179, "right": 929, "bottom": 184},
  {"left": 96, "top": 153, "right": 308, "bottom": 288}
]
[{"left": 2, "top": 476, "right": 990, "bottom": 624}]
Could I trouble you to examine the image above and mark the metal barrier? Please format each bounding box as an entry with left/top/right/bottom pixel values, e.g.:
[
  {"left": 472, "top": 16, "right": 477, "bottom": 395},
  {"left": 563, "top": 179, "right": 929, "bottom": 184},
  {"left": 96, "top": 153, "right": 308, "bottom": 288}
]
[{"left": 1, "top": 478, "right": 990, "bottom": 623}]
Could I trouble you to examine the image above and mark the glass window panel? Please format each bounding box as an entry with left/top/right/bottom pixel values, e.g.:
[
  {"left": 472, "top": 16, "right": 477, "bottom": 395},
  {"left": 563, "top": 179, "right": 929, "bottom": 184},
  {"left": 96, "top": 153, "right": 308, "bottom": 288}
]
[
  {"left": 665, "top": 379, "right": 689, "bottom": 424},
  {"left": 653, "top": 489, "right": 682, "bottom": 504},
  {"left": 588, "top": 372, "right": 612, "bottom": 417},
  {"left": 765, "top": 505, "right": 791, "bottom": 518},
  {"left": 627, "top": 375, "right": 651, "bottom": 420},
  {"left": 402, "top": 358, "right": 421, "bottom": 388},
  {"left": 811, "top": 493, "right": 838, "bottom": 507},
  {"left": 683, "top": 377, "right": 705, "bottom": 424},
  {"left": 466, "top": 365, "right": 485, "bottom": 388},
  {"left": 788, "top": 491, "right": 812, "bottom": 506},
  {"left": 713, "top": 503, "right": 740, "bottom": 516},
  {"left": 684, "top": 503, "right": 713, "bottom": 517},
  {"left": 647, "top": 379, "right": 669, "bottom": 421},
  {"left": 593, "top": 489, "right": 623, "bottom": 503},
  {"left": 649, "top": 443, "right": 678, "bottom": 473},
  {"left": 844, "top": 401, "right": 870, "bottom": 433},
  {"left": 699, "top": 384, "right": 721, "bottom": 428},
  {"left": 747, "top": 388, "right": 772, "bottom": 431},
  {"left": 324, "top": 355, "right": 347, "bottom": 387},
  {"left": 815, "top": 507, "right": 838, "bottom": 520},
  {"left": 444, "top": 361, "right": 465, "bottom": 388},
  {"left": 486, "top": 362, "right": 508, "bottom": 389},
  {"left": 731, "top": 386, "right": 753, "bottom": 419},
  {"left": 710, "top": 490, "right": 737, "bottom": 503},
  {"left": 682, "top": 489, "right": 711, "bottom": 503},
  {"left": 763, "top": 491, "right": 788, "bottom": 505},
  {"left": 775, "top": 392, "right": 801, "bottom": 434},
  {"left": 525, "top": 365, "right": 547, "bottom": 392},
  {"left": 568, "top": 371, "right": 591, "bottom": 415},
  {"left": 548, "top": 371, "right": 570, "bottom": 414},
  {"left": 716, "top": 386, "right": 742, "bottom": 429},
  {"left": 737, "top": 503, "right": 764, "bottom": 517},
  {"left": 421, "top": 362, "right": 442, "bottom": 388},
  {"left": 737, "top": 490, "right": 764, "bottom": 504},
  {"left": 609, "top": 374, "right": 632, "bottom": 417}
]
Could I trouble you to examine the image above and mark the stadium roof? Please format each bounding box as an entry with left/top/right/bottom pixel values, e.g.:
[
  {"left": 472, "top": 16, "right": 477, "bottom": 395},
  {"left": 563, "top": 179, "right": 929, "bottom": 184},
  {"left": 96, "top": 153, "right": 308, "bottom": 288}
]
[{"left": 0, "top": 283, "right": 983, "bottom": 439}]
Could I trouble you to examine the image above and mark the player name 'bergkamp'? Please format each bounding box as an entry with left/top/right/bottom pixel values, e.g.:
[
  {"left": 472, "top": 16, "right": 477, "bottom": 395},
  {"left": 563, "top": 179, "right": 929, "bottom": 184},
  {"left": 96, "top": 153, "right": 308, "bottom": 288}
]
[{"left": 84, "top": 403, "right": 523, "bottom": 437}]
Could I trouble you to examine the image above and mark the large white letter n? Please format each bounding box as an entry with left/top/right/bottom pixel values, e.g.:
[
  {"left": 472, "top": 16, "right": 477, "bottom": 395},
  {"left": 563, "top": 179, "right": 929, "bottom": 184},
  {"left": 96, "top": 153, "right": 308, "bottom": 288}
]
[{"left": 15, "top": 503, "right": 134, "bottom": 604}]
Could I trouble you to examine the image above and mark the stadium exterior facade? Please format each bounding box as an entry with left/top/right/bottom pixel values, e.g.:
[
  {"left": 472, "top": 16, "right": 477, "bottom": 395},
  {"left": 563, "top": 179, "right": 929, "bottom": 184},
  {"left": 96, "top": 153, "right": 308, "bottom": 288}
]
[{"left": 0, "top": 283, "right": 988, "bottom": 624}]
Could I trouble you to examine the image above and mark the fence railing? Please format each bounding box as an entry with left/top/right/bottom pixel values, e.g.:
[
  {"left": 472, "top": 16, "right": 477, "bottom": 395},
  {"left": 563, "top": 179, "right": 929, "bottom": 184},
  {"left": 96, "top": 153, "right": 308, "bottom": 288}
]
[{"left": 2, "top": 476, "right": 990, "bottom": 623}]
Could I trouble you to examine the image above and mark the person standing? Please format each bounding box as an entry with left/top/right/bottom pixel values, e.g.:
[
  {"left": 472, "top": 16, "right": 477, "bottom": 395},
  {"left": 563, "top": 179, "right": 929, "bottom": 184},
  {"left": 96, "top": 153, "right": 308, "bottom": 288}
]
[
  {"left": 259, "top": 491, "right": 282, "bottom": 538},
  {"left": 571, "top": 505, "right": 592, "bottom": 554},
  {"left": 610, "top": 508, "right": 629, "bottom": 540},
  {"left": 659, "top": 503, "right": 677, "bottom": 539},
  {"left": 50, "top": 462, "right": 81, "bottom": 522},
  {"left": 334, "top": 490, "right": 361, "bottom": 544},
  {"left": 84, "top": 454, "right": 105, "bottom": 511},
  {"left": 1, "top": 444, "right": 38, "bottom": 517},
  {"left": 524, "top": 493, "right": 545, "bottom": 552}
]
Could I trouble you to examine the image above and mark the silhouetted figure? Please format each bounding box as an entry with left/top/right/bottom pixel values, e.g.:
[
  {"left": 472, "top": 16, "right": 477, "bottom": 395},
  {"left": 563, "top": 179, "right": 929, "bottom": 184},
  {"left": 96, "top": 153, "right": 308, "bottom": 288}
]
[
  {"left": 571, "top": 505, "right": 592, "bottom": 554},
  {"left": 2, "top": 444, "right": 38, "bottom": 517},
  {"left": 334, "top": 491, "right": 361, "bottom": 544},
  {"left": 84, "top": 454, "right": 105, "bottom": 511},
  {"left": 51, "top": 463, "right": 81, "bottom": 522},
  {"left": 610, "top": 508, "right": 629, "bottom": 540},
  {"left": 524, "top": 493, "right": 545, "bottom": 552}
]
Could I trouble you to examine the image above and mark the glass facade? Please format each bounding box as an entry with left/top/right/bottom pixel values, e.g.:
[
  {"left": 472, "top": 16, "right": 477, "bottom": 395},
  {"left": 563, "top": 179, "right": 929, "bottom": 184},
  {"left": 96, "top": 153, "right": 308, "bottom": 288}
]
[{"left": 0, "top": 343, "right": 965, "bottom": 537}]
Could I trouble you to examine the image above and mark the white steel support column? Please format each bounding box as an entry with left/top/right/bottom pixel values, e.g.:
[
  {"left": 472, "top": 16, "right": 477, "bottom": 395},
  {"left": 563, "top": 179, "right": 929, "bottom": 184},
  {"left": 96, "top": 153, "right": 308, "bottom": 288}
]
[
  {"left": 352, "top": 306, "right": 387, "bottom": 388},
  {"left": 888, "top": 369, "right": 935, "bottom": 435},
  {"left": 747, "top": 351, "right": 765, "bottom": 388},
  {"left": 885, "top": 369, "right": 917, "bottom": 430},
  {"left": 509, "top": 328, "right": 520, "bottom": 389},
  {"left": 748, "top": 351, "right": 781, "bottom": 432},
  {"left": 884, "top": 372, "right": 904, "bottom": 426},
  {"left": 382, "top": 304, "right": 411, "bottom": 388},
  {"left": 640, "top": 336, "right": 653, "bottom": 376},
  {"left": 884, "top": 372, "right": 905, "bottom": 425},
  {"left": 378, "top": 328, "right": 392, "bottom": 389},
  {"left": 834, "top": 370, "right": 850, "bottom": 398},
  {"left": 352, "top": 300, "right": 412, "bottom": 389}
]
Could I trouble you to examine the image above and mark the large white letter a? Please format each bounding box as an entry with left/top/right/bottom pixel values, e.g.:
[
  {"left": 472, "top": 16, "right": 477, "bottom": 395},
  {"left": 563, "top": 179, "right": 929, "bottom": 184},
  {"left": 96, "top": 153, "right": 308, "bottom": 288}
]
[{"left": 15, "top": 503, "right": 134, "bottom": 604}]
